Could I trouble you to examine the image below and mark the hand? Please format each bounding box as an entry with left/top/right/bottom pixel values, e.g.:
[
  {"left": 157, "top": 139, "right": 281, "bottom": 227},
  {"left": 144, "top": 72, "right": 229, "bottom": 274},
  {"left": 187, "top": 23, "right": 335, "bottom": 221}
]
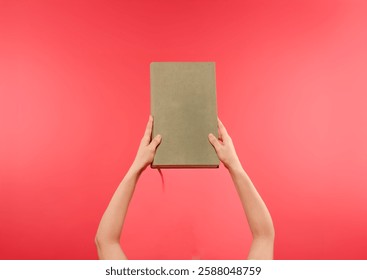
[
  {"left": 208, "top": 117, "right": 242, "bottom": 171},
  {"left": 131, "top": 115, "right": 162, "bottom": 173}
]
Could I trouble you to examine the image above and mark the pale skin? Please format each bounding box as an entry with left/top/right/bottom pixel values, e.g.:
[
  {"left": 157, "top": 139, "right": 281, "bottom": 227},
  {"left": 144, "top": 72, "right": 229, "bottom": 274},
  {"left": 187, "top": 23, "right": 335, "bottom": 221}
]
[{"left": 95, "top": 116, "right": 275, "bottom": 260}]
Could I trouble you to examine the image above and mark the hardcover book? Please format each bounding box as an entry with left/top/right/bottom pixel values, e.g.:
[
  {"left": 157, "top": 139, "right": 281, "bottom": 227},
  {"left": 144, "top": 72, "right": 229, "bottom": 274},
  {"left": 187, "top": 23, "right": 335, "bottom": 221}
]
[{"left": 150, "top": 62, "right": 219, "bottom": 168}]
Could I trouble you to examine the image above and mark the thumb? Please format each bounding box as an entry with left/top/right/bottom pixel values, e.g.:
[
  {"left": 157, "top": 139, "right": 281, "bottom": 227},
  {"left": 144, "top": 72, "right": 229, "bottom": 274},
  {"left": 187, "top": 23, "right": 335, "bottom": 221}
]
[
  {"left": 208, "top": 133, "right": 221, "bottom": 151},
  {"left": 149, "top": 134, "right": 162, "bottom": 149}
]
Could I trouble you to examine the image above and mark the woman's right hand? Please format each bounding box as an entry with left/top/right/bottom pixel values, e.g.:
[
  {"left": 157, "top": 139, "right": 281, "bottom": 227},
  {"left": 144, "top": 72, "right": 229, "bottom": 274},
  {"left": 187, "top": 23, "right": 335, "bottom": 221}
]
[{"left": 208, "top": 117, "right": 242, "bottom": 171}]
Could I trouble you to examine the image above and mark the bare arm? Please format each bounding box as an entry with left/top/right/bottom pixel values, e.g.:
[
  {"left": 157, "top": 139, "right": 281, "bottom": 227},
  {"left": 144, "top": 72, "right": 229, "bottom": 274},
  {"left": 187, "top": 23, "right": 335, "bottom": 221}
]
[
  {"left": 208, "top": 118, "right": 275, "bottom": 260},
  {"left": 95, "top": 116, "right": 162, "bottom": 260}
]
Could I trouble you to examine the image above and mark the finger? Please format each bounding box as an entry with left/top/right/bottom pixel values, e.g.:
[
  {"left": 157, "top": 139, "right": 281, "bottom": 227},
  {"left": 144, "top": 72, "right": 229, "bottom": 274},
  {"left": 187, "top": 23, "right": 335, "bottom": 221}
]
[
  {"left": 142, "top": 115, "right": 153, "bottom": 145},
  {"left": 149, "top": 134, "right": 162, "bottom": 150},
  {"left": 217, "top": 116, "right": 223, "bottom": 141},
  {"left": 217, "top": 117, "right": 230, "bottom": 142},
  {"left": 208, "top": 133, "right": 221, "bottom": 152}
]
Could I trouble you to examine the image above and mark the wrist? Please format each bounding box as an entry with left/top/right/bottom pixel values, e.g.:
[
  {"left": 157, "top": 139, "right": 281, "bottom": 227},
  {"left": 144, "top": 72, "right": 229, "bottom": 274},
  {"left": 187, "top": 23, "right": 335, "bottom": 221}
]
[
  {"left": 128, "top": 162, "right": 144, "bottom": 177},
  {"left": 227, "top": 159, "right": 244, "bottom": 175}
]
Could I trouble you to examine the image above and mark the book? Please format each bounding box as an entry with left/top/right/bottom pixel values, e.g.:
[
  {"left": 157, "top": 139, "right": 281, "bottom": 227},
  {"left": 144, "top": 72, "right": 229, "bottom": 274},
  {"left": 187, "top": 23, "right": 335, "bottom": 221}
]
[{"left": 150, "top": 62, "right": 219, "bottom": 168}]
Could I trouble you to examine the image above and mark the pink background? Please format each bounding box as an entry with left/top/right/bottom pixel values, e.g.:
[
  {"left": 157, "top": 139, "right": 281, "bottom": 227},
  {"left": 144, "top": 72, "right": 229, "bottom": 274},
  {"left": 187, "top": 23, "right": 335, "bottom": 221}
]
[{"left": 1, "top": 0, "right": 367, "bottom": 259}]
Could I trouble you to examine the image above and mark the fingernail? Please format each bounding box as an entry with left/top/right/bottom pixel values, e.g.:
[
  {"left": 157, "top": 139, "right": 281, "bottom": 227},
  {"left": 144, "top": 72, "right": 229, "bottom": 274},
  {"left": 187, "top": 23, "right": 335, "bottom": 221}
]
[
  {"left": 157, "top": 134, "right": 162, "bottom": 140},
  {"left": 208, "top": 133, "right": 214, "bottom": 138}
]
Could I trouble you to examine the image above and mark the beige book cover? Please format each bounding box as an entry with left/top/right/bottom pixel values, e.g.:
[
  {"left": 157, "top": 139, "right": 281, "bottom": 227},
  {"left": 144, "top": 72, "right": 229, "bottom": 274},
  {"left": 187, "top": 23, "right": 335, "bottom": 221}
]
[{"left": 150, "top": 62, "right": 219, "bottom": 168}]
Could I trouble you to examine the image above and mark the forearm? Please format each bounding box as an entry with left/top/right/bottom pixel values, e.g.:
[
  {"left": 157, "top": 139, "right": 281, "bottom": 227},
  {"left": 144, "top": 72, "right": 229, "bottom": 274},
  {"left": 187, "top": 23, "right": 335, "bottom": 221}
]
[
  {"left": 228, "top": 162, "right": 274, "bottom": 239},
  {"left": 96, "top": 165, "right": 142, "bottom": 244}
]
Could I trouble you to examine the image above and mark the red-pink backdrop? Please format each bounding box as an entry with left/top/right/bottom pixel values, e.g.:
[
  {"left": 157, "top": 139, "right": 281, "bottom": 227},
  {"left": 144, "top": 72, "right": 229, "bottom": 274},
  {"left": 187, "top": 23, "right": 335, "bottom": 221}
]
[{"left": 1, "top": 0, "right": 367, "bottom": 260}]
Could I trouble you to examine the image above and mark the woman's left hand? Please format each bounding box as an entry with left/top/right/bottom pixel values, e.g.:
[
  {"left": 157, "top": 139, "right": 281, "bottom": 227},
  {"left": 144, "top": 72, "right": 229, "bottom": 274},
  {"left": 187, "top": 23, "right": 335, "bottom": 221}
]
[{"left": 131, "top": 115, "right": 162, "bottom": 173}]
